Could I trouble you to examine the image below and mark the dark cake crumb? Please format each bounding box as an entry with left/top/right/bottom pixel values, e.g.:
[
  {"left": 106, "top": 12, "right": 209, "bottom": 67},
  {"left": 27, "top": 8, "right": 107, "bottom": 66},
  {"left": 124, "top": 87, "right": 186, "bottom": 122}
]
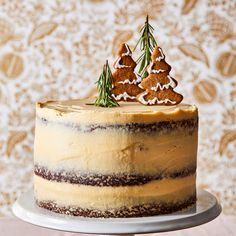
[
  {"left": 38, "top": 117, "right": 198, "bottom": 134},
  {"left": 36, "top": 195, "right": 196, "bottom": 218},
  {"left": 34, "top": 165, "right": 196, "bottom": 186}
]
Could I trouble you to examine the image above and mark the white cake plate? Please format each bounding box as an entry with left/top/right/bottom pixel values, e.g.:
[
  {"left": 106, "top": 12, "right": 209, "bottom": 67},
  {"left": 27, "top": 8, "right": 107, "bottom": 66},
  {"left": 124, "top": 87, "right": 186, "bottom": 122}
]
[{"left": 12, "top": 189, "right": 221, "bottom": 234}]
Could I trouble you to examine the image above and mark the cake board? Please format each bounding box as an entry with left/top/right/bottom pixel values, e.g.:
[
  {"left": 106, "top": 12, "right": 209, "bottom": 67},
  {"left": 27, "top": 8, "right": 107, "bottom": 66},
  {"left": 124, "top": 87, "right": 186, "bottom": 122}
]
[{"left": 12, "top": 188, "right": 221, "bottom": 234}]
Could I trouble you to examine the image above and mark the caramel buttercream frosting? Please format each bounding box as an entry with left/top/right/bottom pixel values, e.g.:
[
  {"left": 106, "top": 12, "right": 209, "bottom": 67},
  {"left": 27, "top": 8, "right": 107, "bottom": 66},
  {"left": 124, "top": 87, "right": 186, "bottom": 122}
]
[
  {"left": 36, "top": 98, "right": 197, "bottom": 123},
  {"left": 34, "top": 98, "right": 198, "bottom": 217}
]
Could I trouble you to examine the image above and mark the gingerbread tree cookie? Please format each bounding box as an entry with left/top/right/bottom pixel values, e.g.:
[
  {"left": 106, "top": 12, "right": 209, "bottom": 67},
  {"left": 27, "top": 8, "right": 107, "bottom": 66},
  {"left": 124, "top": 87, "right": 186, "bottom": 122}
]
[
  {"left": 136, "top": 46, "right": 183, "bottom": 105},
  {"left": 111, "top": 43, "right": 143, "bottom": 102}
]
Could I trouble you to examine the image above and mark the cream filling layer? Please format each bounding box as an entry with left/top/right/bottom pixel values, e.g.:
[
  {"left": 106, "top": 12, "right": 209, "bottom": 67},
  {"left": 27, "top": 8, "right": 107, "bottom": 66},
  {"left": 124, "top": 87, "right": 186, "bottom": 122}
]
[
  {"left": 36, "top": 99, "right": 198, "bottom": 124},
  {"left": 34, "top": 123, "right": 197, "bottom": 175},
  {"left": 34, "top": 174, "right": 196, "bottom": 210}
]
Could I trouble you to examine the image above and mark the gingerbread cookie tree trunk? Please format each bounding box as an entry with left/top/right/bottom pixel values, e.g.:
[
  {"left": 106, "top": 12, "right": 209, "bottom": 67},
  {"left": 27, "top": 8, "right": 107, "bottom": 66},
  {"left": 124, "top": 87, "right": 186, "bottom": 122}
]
[
  {"left": 111, "top": 43, "right": 143, "bottom": 102},
  {"left": 137, "top": 46, "right": 183, "bottom": 105}
]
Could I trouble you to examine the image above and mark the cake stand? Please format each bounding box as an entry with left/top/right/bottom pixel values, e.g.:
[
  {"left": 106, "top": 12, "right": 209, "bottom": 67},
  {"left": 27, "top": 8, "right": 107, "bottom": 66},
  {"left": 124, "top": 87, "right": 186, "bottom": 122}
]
[{"left": 12, "top": 189, "right": 221, "bottom": 234}]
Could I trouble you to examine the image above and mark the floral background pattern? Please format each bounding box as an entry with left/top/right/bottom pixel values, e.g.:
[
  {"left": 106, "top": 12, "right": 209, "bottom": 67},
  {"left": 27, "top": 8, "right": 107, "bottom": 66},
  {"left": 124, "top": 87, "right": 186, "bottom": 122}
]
[{"left": 0, "top": 0, "right": 235, "bottom": 217}]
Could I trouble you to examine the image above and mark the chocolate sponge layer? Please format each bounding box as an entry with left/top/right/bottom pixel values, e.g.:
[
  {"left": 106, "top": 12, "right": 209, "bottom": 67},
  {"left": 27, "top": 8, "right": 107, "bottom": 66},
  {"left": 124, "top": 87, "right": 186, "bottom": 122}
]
[
  {"left": 36, "top": 195, "right": 196, "bottom": 218},
  {"left": 34, "top": 165, "right": 196, "bottom": 186},
  {"left": 39, "top": 117, "right": 198, "bottom": 134}
]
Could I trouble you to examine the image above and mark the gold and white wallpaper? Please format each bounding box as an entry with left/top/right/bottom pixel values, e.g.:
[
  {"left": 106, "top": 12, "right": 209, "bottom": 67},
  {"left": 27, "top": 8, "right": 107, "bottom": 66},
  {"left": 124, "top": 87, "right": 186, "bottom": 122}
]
[{"left": 0, "top": 0, "right": 236, "bottom": 216}]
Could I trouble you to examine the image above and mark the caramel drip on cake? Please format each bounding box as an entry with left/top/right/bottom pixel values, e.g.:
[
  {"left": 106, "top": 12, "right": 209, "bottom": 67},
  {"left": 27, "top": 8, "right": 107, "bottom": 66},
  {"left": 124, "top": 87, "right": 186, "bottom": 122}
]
[
  {"left": 137, "top": 47, "right": 183, "bottom": 106},
  {"left": 112, "top": 43, "right": 143, "bottom": 101}
]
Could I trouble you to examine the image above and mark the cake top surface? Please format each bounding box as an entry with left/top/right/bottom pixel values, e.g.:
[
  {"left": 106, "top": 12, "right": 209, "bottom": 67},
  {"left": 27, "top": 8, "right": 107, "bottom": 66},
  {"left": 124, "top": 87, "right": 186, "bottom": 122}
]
[
  {"left": 38, "top": 98, "right": 196, "bottom": 114},
  {"left": 36, "top": 98, "right": 197, "bottom": 124}
]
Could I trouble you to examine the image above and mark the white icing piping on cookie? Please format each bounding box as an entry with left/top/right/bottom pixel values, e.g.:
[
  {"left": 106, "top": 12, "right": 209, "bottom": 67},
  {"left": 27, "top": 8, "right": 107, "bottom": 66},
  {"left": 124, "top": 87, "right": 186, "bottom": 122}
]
[
  {"left": 118, "top": 74, "right": 142, "bottom": 85},
  {"left": 121, "top": 43, "right": 132, "bottom": 57},
  {"left": 156, "top": 48, "right": 165, "bottom": 62},
  {"left": 150, "top": 75, "right": 177, "bottom": 91},
  {"left": 138, "top": 83, "right": 144, "bottom": 89},
  {"left": 147, "top": 63, "right": 166, "bottom": 74},
  {"left": 114, "top": 44, "right": 132, "bottom": 69},
  {"left": 137, "top": 92, "right": 176, "bottom": 105},
  {"left": 112, "top": 92, "right": 136, "bottom": 101},
  {"left": 151, "top": 68, "right": 166, "bottom": 74},
  {"left": 114, "top": 57, "right": 131, "bottom": 69}
]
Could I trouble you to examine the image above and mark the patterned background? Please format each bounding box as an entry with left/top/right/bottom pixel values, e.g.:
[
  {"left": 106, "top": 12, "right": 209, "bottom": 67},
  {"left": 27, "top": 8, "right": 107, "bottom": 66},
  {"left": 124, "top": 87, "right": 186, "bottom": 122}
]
[{"left": 0, "top": 0, "right": 235, "bottom": 217}]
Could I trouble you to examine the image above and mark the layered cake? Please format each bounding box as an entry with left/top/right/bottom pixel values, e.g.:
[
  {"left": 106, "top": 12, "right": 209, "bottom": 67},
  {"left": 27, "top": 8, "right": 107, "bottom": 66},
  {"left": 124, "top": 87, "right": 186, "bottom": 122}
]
[
  {"left": 34, "top": 99, "right": 198, "bottom": 217},
  {"left": 34, "top": 17, "right": 198, "bottom": 218}
]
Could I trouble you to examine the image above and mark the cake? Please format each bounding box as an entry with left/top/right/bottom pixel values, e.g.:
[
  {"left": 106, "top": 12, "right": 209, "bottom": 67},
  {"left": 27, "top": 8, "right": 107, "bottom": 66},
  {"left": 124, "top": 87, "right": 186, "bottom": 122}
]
[
  {"left": 34, "top": 17, "right": 198, "bottom": 218},
  {"left": 34, "top": 99, "right": 198, "bottom": 217}
]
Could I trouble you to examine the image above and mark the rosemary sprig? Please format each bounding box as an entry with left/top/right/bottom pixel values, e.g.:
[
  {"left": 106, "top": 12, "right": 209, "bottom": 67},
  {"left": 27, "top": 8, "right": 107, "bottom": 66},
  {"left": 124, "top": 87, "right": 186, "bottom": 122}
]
[
  {"left": 134, "top": 15, "right": 157, "bottom": 79},
  {"left": 94, "top": 60, "right": 119, "bottom": 108}
]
